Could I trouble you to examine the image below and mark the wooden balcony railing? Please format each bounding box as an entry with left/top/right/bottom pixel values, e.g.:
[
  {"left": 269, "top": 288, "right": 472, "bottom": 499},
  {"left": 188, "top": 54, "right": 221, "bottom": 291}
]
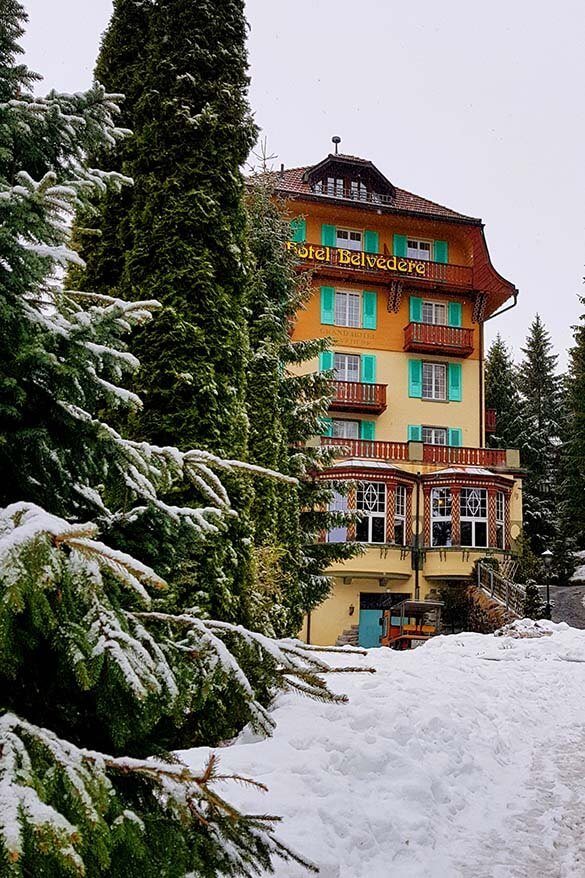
[
  {"left": 286, "top": 242, "right": 473, "bottom": 288},
  {"left": 485, "top": 408, "right": 497, "bottom": 433},
  {"left": 320, "top": 436, "right": 508, "bottom": 468},
  {"left": 422, "top": 444, "right": 507, "bottom": 467},
  {"left": 330, "top": 380, "right": 387, "bottom": 414},
  {"left": 403, "top": 322, "right": 475, "bottom": 357},
  {"left": 321, "top": 436, "right": 410, "bottom": 461}
]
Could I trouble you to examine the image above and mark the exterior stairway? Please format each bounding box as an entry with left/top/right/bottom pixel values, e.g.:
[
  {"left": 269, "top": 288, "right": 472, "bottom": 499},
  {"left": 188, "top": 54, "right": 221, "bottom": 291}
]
[
  {"left": 475, "top": 561, "right": 526, "bottom": 618},
  {"left": 335, "top": 624, "right": 359, "bottom": 647}
]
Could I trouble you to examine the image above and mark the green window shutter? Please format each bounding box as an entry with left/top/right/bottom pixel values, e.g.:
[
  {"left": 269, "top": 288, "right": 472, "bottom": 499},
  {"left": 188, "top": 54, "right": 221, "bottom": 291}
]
[
  {"left": 360, "top": 354, "right": 376, "bottom": 384},
  {"left": 448, "top": 301, "right": 462, "bottom": 327},
  {"left": 362, "top": 290, "right": 377, "bottom": 330},
  {"left": 320, "top": 286, "right": 335, "bottom": 325},
  {"left": 363, "top": 230, "right": 379, "bottom": 253},
  {"left": 448, "top": 428, "right": 463, "bottom": 447},
  {"left": 434, "top": 240, "right": 448, "bottom": 263},
  {"left": 290, "top": 217, "right": 306, "bottom": 243},
  {"left": 360, "top": 420, "right": 375, "bottom": 441},
  {"left": 408, "top": 424, "right": 422, "bottom": 442},
  {"left": 409, "top": 296, "right": 423, "bottom": 323},
  {"left": 319, "top": 350, "right": 334, "bottom": 372},
  {"left": 408, "top": 360, "right": 423, "bottom": 398},
  {"left": 448, "top": 363, "right": 462, "bottom": 401},
  {"left": 321, "top": 224, "right": 336, "bottom": 247},
  {"left": 321, "top": 417, "right": 333, "bottom": 437},
  {"left": 394, "top": 234, "right": 407, "bottom": 257}
]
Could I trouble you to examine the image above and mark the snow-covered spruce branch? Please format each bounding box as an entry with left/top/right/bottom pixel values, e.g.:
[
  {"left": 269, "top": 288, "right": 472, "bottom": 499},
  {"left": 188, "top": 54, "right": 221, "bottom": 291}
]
[
  {"left": 131, "top": 611, "right": 371, "bottom": 735},
  {"left": 0, "top": 714, "right": 317, "bottom": 877}
]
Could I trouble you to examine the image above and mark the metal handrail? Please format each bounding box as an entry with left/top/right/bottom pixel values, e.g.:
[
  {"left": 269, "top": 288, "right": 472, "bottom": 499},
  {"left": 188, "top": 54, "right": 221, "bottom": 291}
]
[{"left": 476, "top": 562, "right": 526, "bottom": 616}]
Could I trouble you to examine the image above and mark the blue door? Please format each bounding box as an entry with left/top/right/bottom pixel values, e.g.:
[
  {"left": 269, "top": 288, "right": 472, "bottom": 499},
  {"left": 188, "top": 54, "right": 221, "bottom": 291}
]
[{"left": 358, "top": 609, "right": 382, "bottom": 648}]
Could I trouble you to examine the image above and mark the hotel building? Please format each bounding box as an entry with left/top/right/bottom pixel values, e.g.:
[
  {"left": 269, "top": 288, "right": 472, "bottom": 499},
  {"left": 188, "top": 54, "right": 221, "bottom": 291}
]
[{"left": 273, "top": 150, "right": 522, "bottom": 646}]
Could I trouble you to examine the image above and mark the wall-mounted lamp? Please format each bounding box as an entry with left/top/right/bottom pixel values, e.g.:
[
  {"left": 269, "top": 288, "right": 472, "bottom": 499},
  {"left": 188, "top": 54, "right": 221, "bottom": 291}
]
[{"left": 348, "top": 604, "right": 355, "bottom": 616}]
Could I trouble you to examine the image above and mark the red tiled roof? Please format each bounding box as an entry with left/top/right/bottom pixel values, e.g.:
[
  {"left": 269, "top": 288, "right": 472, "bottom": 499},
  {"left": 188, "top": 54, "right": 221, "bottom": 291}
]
[{"left": 270, "top": 163, "right": 481, "bottom": 225}]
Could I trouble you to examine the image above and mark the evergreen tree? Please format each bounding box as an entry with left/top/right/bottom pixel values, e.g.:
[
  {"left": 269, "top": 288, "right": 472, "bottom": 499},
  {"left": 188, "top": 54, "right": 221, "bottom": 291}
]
[
  {"left": 484, "top": 334, "right": 522, "bottom": 449},
  {"left": 244, "top": 174, "right": 358, "bottom": 636},
  {"left": 560, "top": 295, "right": 585, "bottom": 551},
  {"left": 523, "top": 579, "right": 546, "bottom": 619},
  {"left": 0, "top": 8, "right": 354, "bottom": 873},
  {"left": 73, "top": 0, "right": 261, "bottom": 624},
  {"left": 516, "top": 315, "right": 562, "bottom": 555}
]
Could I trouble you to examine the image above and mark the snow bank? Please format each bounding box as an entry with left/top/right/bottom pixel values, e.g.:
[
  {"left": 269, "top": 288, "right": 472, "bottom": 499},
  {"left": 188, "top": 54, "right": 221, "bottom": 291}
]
[{"left": 179, "top": 621, "right": 585, "bottom": 877}]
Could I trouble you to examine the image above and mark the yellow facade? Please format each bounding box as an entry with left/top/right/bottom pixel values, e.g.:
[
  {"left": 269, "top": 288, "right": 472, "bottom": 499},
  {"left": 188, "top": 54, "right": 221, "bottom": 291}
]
[{"left": 275, "top": 153, "right": 522, "bottom": 646}]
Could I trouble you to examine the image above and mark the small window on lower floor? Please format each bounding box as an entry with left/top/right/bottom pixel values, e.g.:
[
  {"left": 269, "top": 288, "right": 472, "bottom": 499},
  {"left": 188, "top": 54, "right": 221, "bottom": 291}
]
[
  {"left": 356, "top": 482, "right": 386, "bottom": 544},
  {"left": 394, "top": 484, "right": 407, "bottom": 546},
  {"left": 431, "top": 487, "right": 452, "bottom": 547},
  {"left": 422, "top": 426, "right": 448, "bottom": 445},
  {"left": 460, "top": 487, "right": 488, "bottom": 548},
  {"left": 496, "top": 490, "right": 506, "bottom": 549},
  {"left": 332, "top": 418, "right": 360, "bottom": 439}
]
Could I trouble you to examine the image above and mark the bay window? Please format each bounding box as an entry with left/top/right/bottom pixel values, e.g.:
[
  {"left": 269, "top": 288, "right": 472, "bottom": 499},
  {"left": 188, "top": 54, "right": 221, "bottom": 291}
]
[
  {"left": 460, "top": 488, "right": 488, "bottom": 548},
  {"left": 496, "top": 491, "right": 506, "bottom": 549},
  {"left": 394, "top": 485, "right": 407, "bottom": 546},
  {"left": 431, "top": 488, "right": 452, "bottom": 546},
  {"left": 327, "top": 490, "right": 349, "bottom": 543},
  {"left": 356, "top": 482, "right": 386, "bottom": 544}
]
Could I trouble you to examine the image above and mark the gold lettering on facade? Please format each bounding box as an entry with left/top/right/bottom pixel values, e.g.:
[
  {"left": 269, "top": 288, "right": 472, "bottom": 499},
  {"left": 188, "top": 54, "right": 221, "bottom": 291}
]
[{"left": 286, "top": 241, "right": 428, "bottom": 278}]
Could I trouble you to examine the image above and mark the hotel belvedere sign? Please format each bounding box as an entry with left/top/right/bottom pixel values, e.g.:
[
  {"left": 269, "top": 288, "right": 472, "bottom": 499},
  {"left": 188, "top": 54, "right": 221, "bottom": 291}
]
[{"left": 286, "top": 241, "right": 428, "bottom": 277}]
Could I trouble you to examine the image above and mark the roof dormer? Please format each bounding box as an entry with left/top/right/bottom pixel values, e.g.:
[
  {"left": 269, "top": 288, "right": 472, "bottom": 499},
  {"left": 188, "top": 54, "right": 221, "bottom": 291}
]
[{"left": 302, "top": 154, "right": 396, "bottom": 205}]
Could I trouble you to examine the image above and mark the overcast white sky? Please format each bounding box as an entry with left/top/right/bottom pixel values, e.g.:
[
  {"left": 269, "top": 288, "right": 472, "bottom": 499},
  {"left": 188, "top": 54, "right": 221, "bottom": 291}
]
[{"left": 21, "top": 0, "right": 585, "bottom": 369}]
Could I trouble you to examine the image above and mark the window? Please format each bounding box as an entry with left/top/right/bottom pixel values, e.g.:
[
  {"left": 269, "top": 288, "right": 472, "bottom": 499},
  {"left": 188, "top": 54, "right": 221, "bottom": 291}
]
[
  {"left": 336, "top": 228, "right": 362, "bottom": 251},
  {"left": 350, "top": 180, "right": 368, "bottom": 201},
  {"left": 394, "top": 485, "right": 407, "bottom": 546},
  {"left": 334, "top": 352, "right": 360, "bottom": 383},
  {"left": 496, "top": 491, "right": 506, "bottom": 549},
  {"left": 460, "top": 488, "right": 488, "bottom": 548},
  {"left": 422, "top": 426, "right": 448, "bottom": 446},
  {"left": 407, "top": 239, "right": 432, "bottom": 261},
  {"left": 422, "top": 362, "right": 447, "bottom": 401},
  {"left": 356, "top": 482, "right": 386, "bottom": 544},
  {"left": 422, "top": 301, "right": 447, "bottom": 325},
  {"left": 327, "top": 490, "right": 348, "bottom": 543},
  {"left": 327, "top": 177, "right": 344, "bottom": 197},
  {"left": 331, "top": 418, "right": 359, "bottom": 439},
  {"left": 431, "top": 488, "right": 452, "bottom": 547},
  {"left": 334, "top": 290, "right": 361, "bottom": 327}
]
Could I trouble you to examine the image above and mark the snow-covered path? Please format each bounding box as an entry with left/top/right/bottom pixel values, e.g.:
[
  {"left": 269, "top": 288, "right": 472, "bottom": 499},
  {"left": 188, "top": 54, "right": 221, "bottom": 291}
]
[{"left": 180, "top": 622, "right": 585, "bottom": 877}]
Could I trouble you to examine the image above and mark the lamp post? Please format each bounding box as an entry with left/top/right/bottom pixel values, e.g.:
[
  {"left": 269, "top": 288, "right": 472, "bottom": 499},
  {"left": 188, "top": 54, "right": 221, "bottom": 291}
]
[{"left": 541, "top": 549, "right": 553, "bottom": 620}]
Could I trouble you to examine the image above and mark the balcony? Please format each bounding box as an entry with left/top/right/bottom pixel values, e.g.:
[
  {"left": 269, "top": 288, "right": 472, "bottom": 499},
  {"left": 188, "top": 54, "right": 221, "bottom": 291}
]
[
  {"left": 329, "top": 380, "right": 387, "bottom": 414},
  {"left": 286, "top": 241, "right": 473, "bottom": 289},
  {"left": 403, "top": 322, "right": 475, "bottom": 357},
  {"left": 321, "top": 436, "right": 509, "bottom": 469},
  {"left": 485, "top": 409, "right": 497, "bottom": 433}
]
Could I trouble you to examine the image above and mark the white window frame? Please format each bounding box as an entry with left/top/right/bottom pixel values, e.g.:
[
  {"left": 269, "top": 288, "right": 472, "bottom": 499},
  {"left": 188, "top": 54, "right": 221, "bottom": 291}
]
[
  {"left": 422, "top": 300, "right": 447, "bottom": 326},
  {"left": 460, "top": 487, "right": 488, "bottom": 548},
  {"left": 334, "top": 289, "right": 361, "bottom": 328},
  {"left": 334, "top": 352, "right": 360, "bottom": 383},
  {"left": 336, "top": 228, "right": 363, "bottom": 251},
  {"left": 356, "top": 482, "right": 387, "bottom": 544},
  {"left": 331, "top": 418, "right": 360, "bottom": 439},
  {"left": 407, "top": 238, "right": 432, "bottom": 261},
  {"left": 327, "top": 176, "right": 344, "bottom": 197},
  {"left": 496, "top": 491, "right": 506, "bottom": 549},
  {"left": 394, "top": 484, "right": 407, "bottom": 546},
  {"left": 422, "top": 362, "right": 447, "bottom": 401},
  {"left": 327, "top": 489, "right": 348, "bottom": 543},
  {"left": 350, "top": 180, "right": 368, "bottom": 201},
  {"left": 422, "top": 426, "right": 448, "bottom": 446},
  {"left": 431, "top": 488, "right": 452, "bottom": 547}
]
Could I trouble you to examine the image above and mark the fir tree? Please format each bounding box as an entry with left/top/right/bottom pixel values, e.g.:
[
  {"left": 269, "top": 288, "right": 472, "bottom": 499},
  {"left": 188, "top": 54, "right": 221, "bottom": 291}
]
[
  {"left": 73, "top": 0, "right": 261, "bottom": 624},
  {"left": 523, "top": 579, "right": 546, "bottom": 619},
  {"left": 516, "top": 315, "right": 562, "bottom": 555},
  {"left": 560, "top": 294, "right": 585, "bottom": 552},
  {"left": 484, "top": 334, "right": 522, "bottom": 449},
  {"left": 244, "top": 173, "right": 358, "bottom": 636},
  {"left": 0, "top": 7, "right": 358, "bottom": 873}
]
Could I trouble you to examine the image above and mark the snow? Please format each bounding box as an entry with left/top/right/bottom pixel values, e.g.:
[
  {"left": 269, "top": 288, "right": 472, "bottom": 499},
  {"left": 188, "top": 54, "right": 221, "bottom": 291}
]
[
  {"left": 179, "top": 621, "right": 585, "bottom": 877},
  {"left": 570, "top": 550, "right": 585, "bottom": 582}
]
